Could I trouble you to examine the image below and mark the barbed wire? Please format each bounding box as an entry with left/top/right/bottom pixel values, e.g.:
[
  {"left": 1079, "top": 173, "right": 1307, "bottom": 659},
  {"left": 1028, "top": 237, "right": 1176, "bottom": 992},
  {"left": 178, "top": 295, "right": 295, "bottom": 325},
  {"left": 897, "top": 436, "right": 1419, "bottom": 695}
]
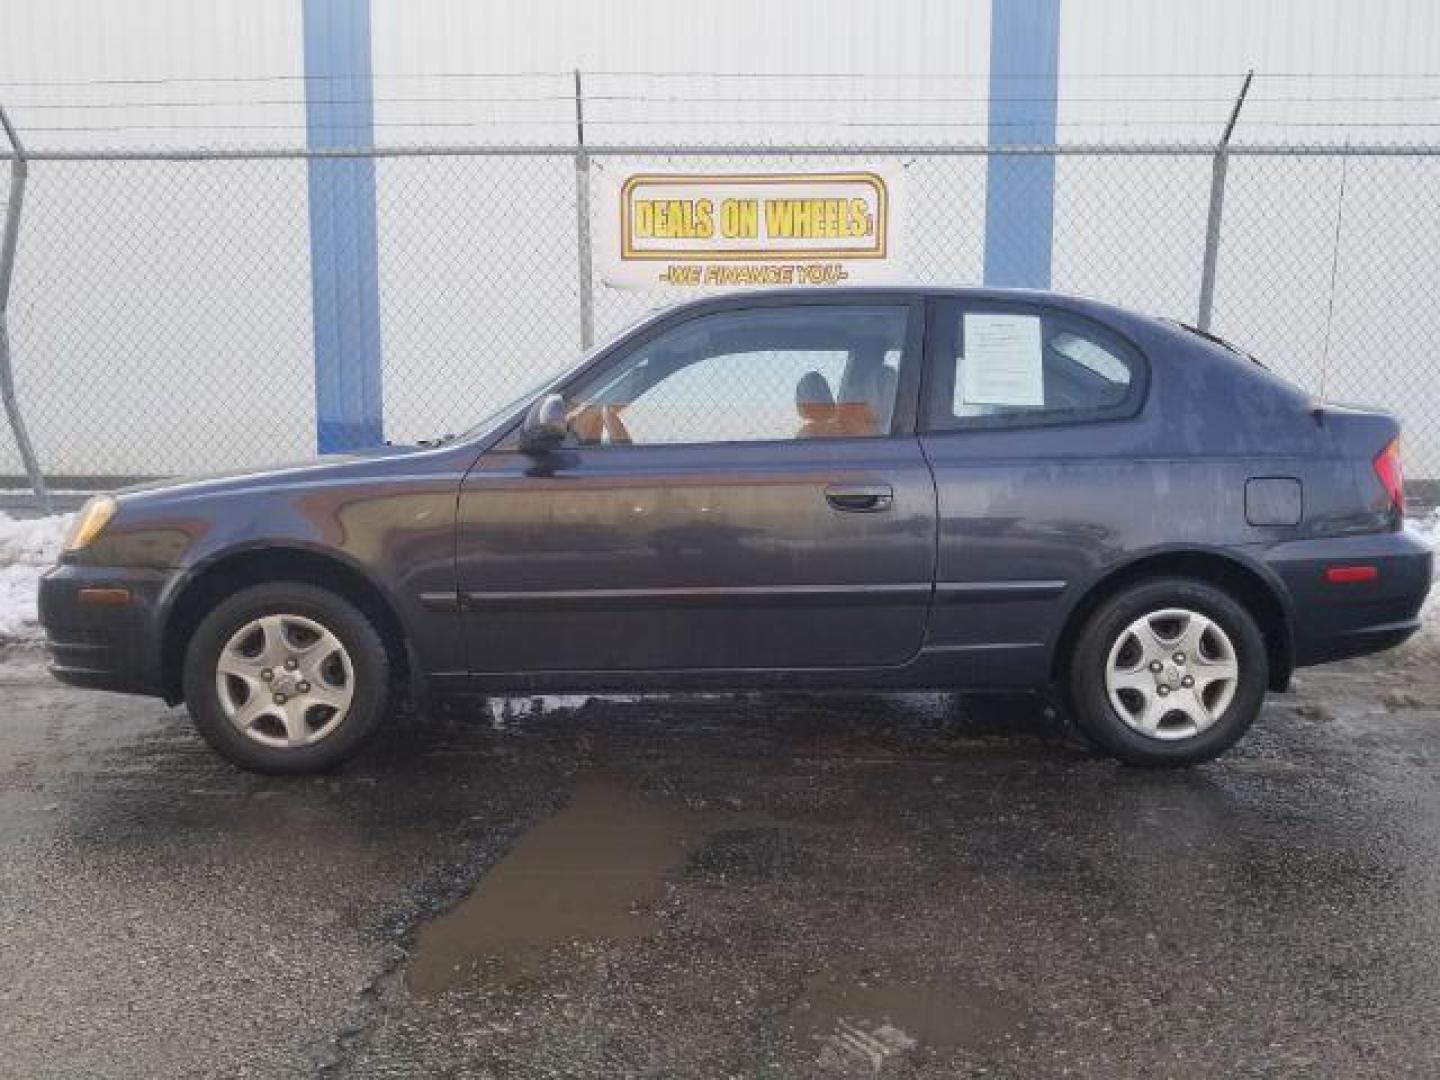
[
  {"left": 10, "top": 92, "right": 1440, "bottom": 110},
  {"left": 8, "top": 140, "right": 1440, "bottom": 164},
  {"left": 17, "top": 120, "right": 1440, "bottom": 138},
  {"left": 3, "top": 68, "right": 1434, "bottom": 147},
  {"left": 6, "top": 69, "right": 1440, "bottom": 91}
]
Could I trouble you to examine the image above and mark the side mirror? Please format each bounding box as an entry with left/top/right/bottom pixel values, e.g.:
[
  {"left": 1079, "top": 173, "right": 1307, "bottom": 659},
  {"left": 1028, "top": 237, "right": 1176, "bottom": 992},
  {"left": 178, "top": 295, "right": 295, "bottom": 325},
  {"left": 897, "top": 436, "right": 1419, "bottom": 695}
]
[{"left": 518, "top": 393, "right": 568, "bottom": 454}]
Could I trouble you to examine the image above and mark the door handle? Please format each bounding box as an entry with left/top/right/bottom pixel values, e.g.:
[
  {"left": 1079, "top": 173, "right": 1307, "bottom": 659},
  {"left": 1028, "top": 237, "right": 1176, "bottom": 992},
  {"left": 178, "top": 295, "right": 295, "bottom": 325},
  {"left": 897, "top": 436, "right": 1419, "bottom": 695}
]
[{"left": 824, "top": 483, "right": 894, "bottom": 513}]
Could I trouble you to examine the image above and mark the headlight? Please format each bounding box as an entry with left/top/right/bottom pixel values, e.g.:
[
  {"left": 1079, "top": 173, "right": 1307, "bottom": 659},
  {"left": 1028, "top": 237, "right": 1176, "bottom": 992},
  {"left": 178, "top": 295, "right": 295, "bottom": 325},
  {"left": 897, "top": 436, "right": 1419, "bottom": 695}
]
[{"left": 63, "top": 495, "right": 118, "bottom": 552}]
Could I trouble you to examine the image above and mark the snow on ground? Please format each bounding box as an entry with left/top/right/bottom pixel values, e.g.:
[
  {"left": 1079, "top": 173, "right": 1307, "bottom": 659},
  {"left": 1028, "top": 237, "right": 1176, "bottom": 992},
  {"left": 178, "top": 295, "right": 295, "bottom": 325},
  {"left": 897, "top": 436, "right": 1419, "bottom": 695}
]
[
  {"left": 1415, "top": 507, "right": 1440, "bottom": 548},
  {"left": 1414, "top": 508, "right": 1440, "bottom": 648},
  {"left": 0, "top": 511, "right": 73, "bottom": 641}
]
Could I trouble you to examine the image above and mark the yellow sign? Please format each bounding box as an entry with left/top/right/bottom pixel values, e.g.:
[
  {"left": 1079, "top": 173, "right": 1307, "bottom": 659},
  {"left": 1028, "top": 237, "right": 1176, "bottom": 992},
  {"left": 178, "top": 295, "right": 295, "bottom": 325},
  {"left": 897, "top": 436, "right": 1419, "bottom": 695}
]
[{"left": 599, "top": 168, "right": 907, "bottom": 290}]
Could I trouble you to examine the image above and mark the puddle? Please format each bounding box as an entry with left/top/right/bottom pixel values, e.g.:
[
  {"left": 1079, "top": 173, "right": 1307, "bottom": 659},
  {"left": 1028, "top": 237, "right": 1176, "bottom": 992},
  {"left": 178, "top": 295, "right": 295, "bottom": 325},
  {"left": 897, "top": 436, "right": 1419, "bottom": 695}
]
[
  {"left": 791, "top": 969, "right": 1029, "bottom": 1068},
  {"left": 408, "top": 775, "right": 701, "bottom": 997}
]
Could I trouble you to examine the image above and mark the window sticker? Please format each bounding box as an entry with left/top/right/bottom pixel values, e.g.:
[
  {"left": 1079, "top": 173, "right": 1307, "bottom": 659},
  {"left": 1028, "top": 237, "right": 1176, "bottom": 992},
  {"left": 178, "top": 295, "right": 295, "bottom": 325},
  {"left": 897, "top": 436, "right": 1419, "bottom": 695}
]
[{"left": 956, "top": 312, "right": 1044, "bottom": 409}]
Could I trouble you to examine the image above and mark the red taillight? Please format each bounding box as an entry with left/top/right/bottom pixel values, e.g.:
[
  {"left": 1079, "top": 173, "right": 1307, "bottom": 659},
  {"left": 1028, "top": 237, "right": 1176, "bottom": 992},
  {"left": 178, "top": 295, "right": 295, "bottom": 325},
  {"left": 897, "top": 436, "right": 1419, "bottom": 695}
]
[{"left": 1374, "top": 437, "right": 1405, "bottom": 513}]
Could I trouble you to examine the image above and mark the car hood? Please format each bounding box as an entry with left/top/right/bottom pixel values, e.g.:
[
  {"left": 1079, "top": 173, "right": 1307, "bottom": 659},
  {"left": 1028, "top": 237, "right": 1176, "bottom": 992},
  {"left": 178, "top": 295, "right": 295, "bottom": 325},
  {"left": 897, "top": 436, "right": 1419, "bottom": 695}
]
[{"left": 111, "top": 443, "right": 432, "bottom": 504}]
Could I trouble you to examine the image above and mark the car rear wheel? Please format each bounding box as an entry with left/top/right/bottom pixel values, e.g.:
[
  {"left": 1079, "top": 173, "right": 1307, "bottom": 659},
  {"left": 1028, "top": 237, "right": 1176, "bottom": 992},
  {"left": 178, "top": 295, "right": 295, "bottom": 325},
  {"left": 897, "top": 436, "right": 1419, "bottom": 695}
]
[
  {"left": 182, "top": 582, "right": 391, "bottom": 774},
  {"left": 1067, "top": 577, "right": 1268, "bottom": 766}
]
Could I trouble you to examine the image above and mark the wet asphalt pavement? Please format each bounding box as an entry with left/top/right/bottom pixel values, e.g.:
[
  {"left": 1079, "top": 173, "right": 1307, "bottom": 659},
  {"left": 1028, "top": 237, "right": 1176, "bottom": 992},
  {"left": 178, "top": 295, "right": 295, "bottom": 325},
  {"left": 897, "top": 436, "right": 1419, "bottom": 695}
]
[{"left": 2, "top": 630, "right": 1439, "bottom": 1079}]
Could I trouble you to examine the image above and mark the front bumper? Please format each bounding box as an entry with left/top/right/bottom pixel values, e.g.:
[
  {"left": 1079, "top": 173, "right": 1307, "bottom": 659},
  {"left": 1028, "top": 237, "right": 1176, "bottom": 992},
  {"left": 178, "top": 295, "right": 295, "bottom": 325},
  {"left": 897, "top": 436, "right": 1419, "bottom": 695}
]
[
  {"left": 1265, "top": 527, "right": 1433, "bottom": 667},
  {"left": 38, "top": 563, "right": 172, "bottom": 696}
]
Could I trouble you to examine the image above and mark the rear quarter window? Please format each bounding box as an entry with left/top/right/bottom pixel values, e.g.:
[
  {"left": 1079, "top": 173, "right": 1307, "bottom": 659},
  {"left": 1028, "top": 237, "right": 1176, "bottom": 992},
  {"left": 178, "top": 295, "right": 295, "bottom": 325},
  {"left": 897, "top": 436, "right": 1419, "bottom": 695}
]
[{"left": 924, "top": 301, "right": 1148, "bottom": 432}]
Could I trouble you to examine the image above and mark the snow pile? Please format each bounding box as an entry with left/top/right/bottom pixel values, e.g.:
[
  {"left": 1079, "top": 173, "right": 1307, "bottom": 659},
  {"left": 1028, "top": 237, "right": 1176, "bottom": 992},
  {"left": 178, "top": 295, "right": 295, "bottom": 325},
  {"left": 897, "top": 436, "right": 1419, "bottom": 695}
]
[
  {"left": 0, "top": 511, "right": 73, "bottom": 641},
  {"left": 1414, "top": 509, "right": 1440, "bottom": 647},
  {"left": 1414, "top": 507, "right": 1440, "bottom": 550}
]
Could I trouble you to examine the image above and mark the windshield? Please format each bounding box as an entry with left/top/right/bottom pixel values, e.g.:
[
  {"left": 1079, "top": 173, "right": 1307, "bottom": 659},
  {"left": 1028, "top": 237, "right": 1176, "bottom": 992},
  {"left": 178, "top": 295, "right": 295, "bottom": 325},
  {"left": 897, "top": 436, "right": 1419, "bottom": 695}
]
[{"left": 454, "top": 309, "right": 670, "bottom": 443}]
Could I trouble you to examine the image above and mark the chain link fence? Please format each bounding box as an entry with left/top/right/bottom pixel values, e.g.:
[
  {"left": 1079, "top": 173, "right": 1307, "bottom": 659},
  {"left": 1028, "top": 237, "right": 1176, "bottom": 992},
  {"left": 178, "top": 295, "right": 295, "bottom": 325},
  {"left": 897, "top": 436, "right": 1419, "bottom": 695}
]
[{"left": 1, "top": 141, "right": 1437, "bottom": 491}]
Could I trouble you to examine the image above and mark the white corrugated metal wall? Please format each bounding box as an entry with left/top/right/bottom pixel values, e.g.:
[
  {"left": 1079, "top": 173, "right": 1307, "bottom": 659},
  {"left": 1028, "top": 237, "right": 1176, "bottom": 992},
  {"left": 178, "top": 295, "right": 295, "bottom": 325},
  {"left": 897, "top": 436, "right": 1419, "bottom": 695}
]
[{"left": 5, "top": 1, "right": 1436, "bottom": 149}]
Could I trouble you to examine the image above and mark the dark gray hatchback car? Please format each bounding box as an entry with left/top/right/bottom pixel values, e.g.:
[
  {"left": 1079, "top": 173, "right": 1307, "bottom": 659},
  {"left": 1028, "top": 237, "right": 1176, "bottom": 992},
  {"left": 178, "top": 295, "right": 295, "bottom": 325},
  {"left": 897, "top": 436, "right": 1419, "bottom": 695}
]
[{"left": 40, "top": 288, "right": 1432, "bottom": 773}]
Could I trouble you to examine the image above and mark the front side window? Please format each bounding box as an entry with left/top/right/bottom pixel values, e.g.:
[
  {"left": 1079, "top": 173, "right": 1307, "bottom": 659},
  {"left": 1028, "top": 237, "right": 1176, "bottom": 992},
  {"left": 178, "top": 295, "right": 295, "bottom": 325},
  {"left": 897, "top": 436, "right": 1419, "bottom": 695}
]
[
  {"left": 924, "top": 301, "right": 1144, "bottom": 432},
  {"left": 564, "top": 304, "right": 909, "bottom": 447}
]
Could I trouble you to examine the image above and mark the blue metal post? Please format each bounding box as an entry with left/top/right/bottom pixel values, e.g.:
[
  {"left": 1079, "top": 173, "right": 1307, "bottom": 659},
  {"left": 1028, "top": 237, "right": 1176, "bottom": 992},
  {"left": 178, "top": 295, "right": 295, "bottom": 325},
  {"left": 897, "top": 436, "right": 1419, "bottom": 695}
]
[
  {"left": 303, "top": 0, "right": 383, "bottom": 452},
  {"left": 983, "top": 0, "right": 1061, "bottom": 288}
]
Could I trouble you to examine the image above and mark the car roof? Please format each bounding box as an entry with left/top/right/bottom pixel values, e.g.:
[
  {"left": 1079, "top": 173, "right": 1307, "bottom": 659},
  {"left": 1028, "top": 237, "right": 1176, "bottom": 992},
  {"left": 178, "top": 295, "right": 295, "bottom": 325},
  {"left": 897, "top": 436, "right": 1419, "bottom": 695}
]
[{"left": 659, "top": 285, "right": 1159, "bottom": 331}]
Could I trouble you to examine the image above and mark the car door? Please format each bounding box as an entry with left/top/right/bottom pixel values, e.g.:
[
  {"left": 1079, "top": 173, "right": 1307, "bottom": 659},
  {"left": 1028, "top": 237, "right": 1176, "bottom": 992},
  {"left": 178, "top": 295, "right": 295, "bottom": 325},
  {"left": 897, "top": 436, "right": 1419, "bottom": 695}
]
[
  {"left": 456, "top": 294, "right": 936, "bottom": 673},
  {"left": 917, "top": 295, "right": 1151, "bottom": 681}
]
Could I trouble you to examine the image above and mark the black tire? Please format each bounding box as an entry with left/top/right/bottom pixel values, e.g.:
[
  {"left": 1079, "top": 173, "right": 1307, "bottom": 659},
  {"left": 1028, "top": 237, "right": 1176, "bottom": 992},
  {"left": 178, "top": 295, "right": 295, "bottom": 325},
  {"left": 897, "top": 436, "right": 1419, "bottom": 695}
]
[
  {"left": 1066, "top": 576, "right": 1268, "bottom": 766},
  {"left": 182, "top": 582, "right": 392, "bottom": 774}
]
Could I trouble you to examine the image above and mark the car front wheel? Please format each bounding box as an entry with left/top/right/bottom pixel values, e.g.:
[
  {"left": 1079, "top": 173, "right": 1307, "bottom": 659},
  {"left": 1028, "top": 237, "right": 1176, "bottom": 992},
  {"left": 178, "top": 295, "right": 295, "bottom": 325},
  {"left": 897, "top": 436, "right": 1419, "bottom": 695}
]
[
  {"left": 182, "top": 582, "right": 392, "bottom": 774},
  {"left": 1067, "top": 576, "right": 1269, "bottom": 766}
]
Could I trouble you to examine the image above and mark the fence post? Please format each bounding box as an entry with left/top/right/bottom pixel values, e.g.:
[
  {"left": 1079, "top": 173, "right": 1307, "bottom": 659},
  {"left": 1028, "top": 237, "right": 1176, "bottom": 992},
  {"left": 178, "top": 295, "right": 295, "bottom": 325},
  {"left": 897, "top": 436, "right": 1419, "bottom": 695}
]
[
  {"left": 0, "top": 105, "right": 50, "bottom": 513},
  {"left": 573, "top": 69, "right": 595, "bottom": 351},
  {"left": 1196, "top": 70, "right": 1253, "bottom": 331}
]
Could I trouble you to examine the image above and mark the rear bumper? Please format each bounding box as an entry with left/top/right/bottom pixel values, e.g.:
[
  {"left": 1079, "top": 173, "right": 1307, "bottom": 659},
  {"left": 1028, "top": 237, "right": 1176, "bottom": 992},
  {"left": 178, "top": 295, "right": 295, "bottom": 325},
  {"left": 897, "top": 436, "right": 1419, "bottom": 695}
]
[
  {"left": 1265, "top": 527, "right": 1433, "bottom": 667},
  {"left": 38, "top": 563, "right": 171, "bottom": 696}
]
